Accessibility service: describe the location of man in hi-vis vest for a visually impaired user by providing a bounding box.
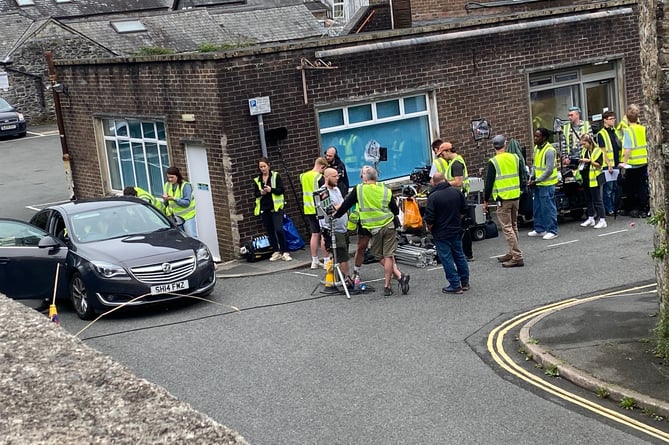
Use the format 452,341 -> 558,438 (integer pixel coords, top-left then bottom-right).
300,157 -> 328,269
618,104 -> 649,218
483,135 -> 524,268
334,167 -> 410,297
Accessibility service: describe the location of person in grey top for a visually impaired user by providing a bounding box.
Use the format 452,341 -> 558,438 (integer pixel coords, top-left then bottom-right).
320,168 -> 351,283
527,127 -> 559,240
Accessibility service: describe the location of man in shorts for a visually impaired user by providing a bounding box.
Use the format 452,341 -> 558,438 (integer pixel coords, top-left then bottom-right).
334,166 -> 409,296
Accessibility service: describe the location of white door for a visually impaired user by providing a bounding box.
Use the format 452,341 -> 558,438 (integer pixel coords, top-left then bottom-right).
185,144 -> 221,261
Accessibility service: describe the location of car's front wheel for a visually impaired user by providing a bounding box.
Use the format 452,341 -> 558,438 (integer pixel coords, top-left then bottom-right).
70,272 -> 95,320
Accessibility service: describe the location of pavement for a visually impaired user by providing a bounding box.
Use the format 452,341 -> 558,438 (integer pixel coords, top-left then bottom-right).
217,242 -> 669,420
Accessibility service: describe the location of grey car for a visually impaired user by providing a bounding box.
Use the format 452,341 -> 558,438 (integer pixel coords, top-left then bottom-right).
0,97 -> 27,138
0,197 -> 216,319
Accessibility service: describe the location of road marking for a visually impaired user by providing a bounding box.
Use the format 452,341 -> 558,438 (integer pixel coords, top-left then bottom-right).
294,271 -> 319,277
545,239 -> 578,247
598,229 -> 629,237
488,284 -> 669,442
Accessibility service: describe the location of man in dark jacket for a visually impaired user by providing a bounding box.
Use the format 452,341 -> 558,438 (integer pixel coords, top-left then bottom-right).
324,146 -> 350,197
423,172 -> 470,294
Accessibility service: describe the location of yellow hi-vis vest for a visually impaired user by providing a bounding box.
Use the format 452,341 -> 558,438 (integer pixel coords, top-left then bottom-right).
625,123 -> 648,166
581,146 -> 604,188
597,127 -> 618,166
616,117 -> 630,142
534,142 -> 558,186
134,186 -> 164,212
253,171 -> 285,216
446,154 -> 470,194
347,207 -> 359,231
163,181 -> 196,220
432,157 -> 448,175
357,183 -> 394,230
300,170 -> 322,215
563,120 -> 591,152
489,152 -> 520,200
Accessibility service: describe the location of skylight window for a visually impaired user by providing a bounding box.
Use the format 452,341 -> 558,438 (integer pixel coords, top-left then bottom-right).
16,0 -> 35,6
111,20 -> 147,34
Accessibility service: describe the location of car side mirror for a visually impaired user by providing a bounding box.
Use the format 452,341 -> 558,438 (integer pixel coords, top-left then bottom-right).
170,215 -> 185,227
38,235 -> 62,250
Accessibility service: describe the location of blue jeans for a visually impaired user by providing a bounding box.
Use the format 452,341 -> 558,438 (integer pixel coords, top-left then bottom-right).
181,217 -> 199,238
434,236 -> 469,288
603,179 -> 618,214
533,185 -> 558,235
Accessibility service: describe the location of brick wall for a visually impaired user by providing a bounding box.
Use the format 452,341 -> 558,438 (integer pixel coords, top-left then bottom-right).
410,0 -> 619,22
55,8 -> 642,261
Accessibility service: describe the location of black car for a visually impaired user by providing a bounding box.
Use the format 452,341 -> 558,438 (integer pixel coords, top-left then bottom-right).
0,197 -> 216,319
0,97 -> 27,138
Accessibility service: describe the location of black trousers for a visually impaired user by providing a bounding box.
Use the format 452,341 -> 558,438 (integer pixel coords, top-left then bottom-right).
622,166 -> 649,212
462,228 -> 473,259
260,210 -> 287,253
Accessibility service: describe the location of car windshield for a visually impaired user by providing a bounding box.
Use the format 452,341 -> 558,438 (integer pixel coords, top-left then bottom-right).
69,202 -> 171,243
0,220 -> 48,247
0,98 -> 13,112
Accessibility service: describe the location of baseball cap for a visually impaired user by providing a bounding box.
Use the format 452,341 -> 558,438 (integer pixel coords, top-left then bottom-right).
492,135 -> 506,149
568,106 -> 581,113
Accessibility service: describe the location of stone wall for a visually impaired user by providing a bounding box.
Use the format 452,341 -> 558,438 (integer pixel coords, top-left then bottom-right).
1,21 -> 113,124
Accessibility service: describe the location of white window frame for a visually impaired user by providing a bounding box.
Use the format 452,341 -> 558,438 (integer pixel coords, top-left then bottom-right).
98,118 -> 170,196
318,93 -> 435,186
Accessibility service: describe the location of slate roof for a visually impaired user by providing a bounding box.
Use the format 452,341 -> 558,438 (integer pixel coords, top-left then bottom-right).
179,0 -> 302,11
213,5 -> 325,44
0,0 -> 173,19
0,12 -> 34,57
64,9 -> 237,55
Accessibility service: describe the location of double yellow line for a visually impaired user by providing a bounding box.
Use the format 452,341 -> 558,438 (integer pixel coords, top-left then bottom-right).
487,284 -> 669,442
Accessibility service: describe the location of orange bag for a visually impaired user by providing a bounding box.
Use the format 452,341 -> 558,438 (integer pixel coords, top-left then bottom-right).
403,197 -> 423,230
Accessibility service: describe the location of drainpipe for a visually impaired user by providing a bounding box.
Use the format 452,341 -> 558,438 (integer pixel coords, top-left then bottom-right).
389,0 -> 395,30
45,51 -> 75,200
315,8 -> 632,58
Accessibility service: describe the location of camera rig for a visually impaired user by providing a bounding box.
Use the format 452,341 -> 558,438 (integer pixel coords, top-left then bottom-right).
312,186 -> 333,220
410,166 -> 432,186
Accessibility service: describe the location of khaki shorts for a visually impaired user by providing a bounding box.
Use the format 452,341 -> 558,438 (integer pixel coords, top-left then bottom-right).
324,230 -> 349,262
370,223 -> 397,260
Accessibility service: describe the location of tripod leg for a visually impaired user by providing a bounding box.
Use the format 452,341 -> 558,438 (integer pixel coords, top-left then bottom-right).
334,264 -> 351,299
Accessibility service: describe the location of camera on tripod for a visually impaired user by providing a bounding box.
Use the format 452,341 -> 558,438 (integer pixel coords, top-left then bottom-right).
312,186 -> 333,220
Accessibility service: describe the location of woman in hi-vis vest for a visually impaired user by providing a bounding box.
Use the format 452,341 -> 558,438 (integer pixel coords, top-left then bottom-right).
162,166 -> 198,238
253,158 -> 292,262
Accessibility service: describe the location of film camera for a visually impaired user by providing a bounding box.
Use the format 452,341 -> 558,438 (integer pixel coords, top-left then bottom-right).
410,166 -> 432,186
312,186 -> 334,220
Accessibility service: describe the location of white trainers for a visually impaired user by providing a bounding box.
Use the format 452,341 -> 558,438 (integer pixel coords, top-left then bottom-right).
311,260 -> 321,269
528,230 -> 546,237
580,218 -> 595,227
594,219 -> 607,229
269,251 -> 282,262
542,232 -> 558,240
281,252 -> 293,261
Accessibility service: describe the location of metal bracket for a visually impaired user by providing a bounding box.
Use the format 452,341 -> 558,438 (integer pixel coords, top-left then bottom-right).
296,57 -> 337,104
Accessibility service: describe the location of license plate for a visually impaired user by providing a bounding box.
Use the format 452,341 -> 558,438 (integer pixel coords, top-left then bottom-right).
151,280 -> 189,294
1,124 -> 16,131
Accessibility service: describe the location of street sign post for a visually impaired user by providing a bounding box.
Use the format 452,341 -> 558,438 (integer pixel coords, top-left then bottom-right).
249,96 -> 272,158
